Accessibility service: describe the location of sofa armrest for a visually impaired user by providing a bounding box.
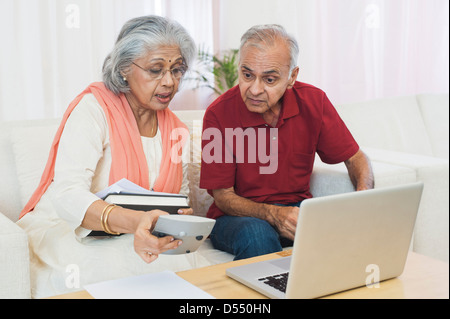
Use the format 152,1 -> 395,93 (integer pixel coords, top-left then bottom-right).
363,147 -> 449,262
0,213 -> 31,299
311,156 -> 417,198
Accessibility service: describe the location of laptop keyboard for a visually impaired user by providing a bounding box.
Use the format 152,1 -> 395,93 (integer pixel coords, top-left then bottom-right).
258,272 -> 289,293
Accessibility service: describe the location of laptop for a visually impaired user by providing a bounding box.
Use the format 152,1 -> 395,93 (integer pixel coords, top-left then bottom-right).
226,182 -> 424,299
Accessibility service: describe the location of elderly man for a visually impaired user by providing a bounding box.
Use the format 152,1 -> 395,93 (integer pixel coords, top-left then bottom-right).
200,24 -> 374,260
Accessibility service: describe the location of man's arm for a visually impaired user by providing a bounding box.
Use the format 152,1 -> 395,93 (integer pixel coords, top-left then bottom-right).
212,188 -> 299,241
344,149 -> 374,191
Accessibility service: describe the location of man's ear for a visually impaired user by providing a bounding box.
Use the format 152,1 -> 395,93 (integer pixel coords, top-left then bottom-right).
287,67 -> 299,89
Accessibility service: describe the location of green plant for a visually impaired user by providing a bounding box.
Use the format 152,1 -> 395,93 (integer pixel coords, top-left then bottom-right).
189,48 -> 239,96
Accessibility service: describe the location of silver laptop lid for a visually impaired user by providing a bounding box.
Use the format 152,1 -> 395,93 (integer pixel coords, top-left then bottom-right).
286,182 -> 423,298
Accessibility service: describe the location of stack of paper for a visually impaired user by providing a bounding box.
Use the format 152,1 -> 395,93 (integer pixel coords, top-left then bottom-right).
95,178 -> 183,199
84,270 -> 214,299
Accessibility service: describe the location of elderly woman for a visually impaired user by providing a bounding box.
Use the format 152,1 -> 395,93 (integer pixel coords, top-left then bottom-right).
17,16 -> 209,298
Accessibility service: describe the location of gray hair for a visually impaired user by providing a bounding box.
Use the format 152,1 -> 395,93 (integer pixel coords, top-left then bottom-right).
239,24 -> 299,71
103,15 -> 196,95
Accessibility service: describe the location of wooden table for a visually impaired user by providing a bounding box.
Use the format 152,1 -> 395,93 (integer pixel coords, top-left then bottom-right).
51,251 -> 448,299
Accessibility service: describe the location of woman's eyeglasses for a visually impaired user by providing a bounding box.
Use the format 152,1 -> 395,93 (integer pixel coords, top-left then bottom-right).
132,62 -> 187,81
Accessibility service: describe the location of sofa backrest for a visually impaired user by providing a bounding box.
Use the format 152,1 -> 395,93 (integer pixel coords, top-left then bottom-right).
0,123 -> 22,221
416,94 -> 449,159
173,110 -> 213,217
336,94 -> 449,159
0,118 -> 60,221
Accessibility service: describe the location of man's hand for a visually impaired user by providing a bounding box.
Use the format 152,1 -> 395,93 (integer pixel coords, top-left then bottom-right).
213,188 -> 300,240
266,205 -> 299,241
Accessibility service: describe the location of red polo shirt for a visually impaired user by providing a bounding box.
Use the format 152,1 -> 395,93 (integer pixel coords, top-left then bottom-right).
200,82 -> 359,219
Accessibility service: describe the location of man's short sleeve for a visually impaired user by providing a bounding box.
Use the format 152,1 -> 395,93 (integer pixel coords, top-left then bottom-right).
316,93 -> 359,164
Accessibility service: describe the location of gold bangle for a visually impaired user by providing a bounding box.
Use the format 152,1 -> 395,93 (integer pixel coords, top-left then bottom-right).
104,205 -> 120,235
101,204 -> 120,235
100,204 -> 114,232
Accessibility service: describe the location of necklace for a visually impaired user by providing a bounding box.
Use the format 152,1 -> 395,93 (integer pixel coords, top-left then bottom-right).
149,115 -> 158,137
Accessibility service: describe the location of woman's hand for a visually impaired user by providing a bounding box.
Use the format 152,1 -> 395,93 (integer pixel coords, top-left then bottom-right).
177,207 -> 193,215
133,210 -> 183,263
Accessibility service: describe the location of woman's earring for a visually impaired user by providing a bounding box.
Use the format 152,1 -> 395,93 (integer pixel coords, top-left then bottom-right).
123,76 -> 127,82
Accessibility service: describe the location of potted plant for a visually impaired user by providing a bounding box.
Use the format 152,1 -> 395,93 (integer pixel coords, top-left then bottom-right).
188,48 -> 239,96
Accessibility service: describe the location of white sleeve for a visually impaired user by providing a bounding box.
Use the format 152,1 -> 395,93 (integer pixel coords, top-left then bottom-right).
50,94 -> 108,233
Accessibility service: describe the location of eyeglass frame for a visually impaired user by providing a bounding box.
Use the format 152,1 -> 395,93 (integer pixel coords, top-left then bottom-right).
131,61 -> 187,81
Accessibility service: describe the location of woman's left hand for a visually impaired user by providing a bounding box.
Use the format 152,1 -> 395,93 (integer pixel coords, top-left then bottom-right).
177,208 -> 193,215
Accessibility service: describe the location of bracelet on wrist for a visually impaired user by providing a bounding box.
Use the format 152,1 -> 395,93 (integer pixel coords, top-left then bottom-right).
100,204 -> 120,235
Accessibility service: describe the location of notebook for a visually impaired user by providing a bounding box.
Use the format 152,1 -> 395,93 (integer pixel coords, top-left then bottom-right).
226,182 -> 424,299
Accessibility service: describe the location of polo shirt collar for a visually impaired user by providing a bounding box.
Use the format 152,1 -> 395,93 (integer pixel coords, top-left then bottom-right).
239,87 -> 299,128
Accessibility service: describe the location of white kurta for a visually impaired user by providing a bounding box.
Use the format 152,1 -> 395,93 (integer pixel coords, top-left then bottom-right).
17,94 -> 210,298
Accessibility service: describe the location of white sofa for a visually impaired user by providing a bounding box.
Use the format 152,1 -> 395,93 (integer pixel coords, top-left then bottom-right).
0,93 -> 448,298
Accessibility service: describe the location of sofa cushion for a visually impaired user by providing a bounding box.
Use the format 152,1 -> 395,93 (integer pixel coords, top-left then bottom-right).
11,123 -> 59,208
173,110 -> 213,217
416,94 -> 449,159
336,96 -> 434,157
0,125 -> 23,221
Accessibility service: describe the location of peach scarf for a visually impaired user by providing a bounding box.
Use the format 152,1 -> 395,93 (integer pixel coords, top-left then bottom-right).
19,82 -> 188,219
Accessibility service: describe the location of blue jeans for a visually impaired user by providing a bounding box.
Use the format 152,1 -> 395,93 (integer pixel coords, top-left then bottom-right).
209,202 -> 301,260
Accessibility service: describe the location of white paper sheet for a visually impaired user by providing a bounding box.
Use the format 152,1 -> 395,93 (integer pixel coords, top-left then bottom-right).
84,270 -> 215,299
95,178 -> 185,199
